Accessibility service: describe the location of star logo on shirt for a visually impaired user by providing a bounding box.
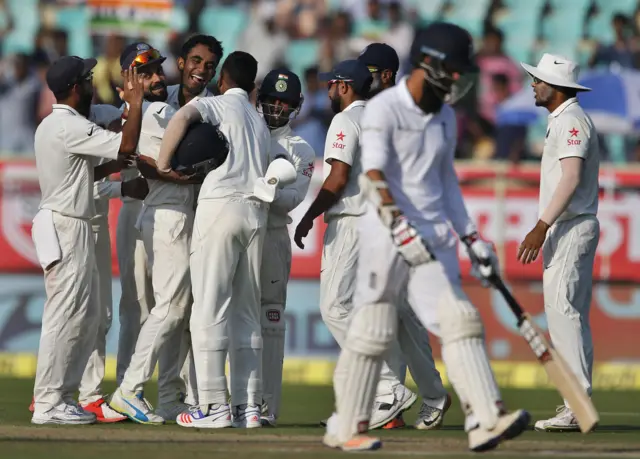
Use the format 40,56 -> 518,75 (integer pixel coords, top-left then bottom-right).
336,131 -> 346,141
569,127 -> 579,137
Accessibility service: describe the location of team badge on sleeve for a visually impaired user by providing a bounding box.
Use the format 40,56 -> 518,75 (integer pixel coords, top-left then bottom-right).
302,162 -> 314,178
567,127 -> 582,146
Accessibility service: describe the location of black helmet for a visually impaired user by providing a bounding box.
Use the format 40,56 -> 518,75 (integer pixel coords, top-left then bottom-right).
258,68 -> 304,129
171,122 -> 229,176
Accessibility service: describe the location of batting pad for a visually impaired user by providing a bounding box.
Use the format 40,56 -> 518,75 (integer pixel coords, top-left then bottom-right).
439,285 -> 501,430
261,304 -> 286,417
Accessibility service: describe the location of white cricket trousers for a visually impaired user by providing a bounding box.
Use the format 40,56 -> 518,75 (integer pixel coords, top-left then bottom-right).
260,225 -> 291,418
79,218 -> 113,404
116,200 -> 152,384
33,212 -> 100,412
121,206 -> 194,405
543,214 -> 599,401
190,198 -> 267,407
320,215 -> 446,403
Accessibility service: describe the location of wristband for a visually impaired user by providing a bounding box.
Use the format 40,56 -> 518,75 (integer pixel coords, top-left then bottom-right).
461,231 -> 479,247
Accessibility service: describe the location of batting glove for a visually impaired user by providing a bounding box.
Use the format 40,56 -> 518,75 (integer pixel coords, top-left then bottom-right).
462,232 -> 499,287
391,216 -> 435,267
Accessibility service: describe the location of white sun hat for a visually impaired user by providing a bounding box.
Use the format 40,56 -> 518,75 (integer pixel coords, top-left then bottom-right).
521,53 -> 591,91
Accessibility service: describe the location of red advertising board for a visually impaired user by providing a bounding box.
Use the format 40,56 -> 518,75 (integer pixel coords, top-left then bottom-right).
2,159 -> 640,282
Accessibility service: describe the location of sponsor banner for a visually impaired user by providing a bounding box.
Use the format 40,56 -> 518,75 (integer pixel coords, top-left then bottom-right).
0,275 -> 639,362
87,0 -> 173,35
2,160 -> 640,281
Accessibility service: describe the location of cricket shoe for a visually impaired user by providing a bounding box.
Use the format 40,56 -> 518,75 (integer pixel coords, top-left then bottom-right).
28,397 -> 34,413
534,405 -> 581,432
31,403 -> 97,425
382,414 -> 405,429
109,388 -> 164,425
81,398 -> 127,423
369,384 -> 417,430
323,414 -> 382,451
156,401 -> 191,422
177,404 -> 232,428
260,401 -> 276,427
232,404 -> 262,428
468,409 -> 530,452
415,393 -> 453,430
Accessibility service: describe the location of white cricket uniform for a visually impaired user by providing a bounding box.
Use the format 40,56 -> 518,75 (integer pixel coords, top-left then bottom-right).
320,100 -> 446,407
32,104 -> 122,413
120,102 -> 197,408
334,79 -> 504,441
166,83 -> 212,406
260,124 -> 315,418
79,104 -> 125,404
189,88 -> 271,407
540,97 -> 600,399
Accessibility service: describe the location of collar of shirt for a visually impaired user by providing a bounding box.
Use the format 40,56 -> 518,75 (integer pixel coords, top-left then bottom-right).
224,87 -> 249,99
271,123 -> 293,138
548,97 -> 578,119
52,103 -> 81,116
343,100 -> 366,112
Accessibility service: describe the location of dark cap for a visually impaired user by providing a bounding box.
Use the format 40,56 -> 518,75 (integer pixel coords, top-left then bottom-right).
46,56 -> 97,95
259,68 -> 303,107
410,22 -> 477,73
120,42 -> 166,70
171,122 -> 229,174
357,43 -> 400,73
319,59 -> 373,96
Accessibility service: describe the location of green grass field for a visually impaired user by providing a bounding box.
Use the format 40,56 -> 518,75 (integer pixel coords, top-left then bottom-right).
1,379 -> 640,459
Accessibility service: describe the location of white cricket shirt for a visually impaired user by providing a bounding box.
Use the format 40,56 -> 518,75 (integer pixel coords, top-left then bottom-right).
323,100 -> 366,220
192,88 -> 272,201
540,98 -> 600,222
166,84 -> 212,111
35,104 -> 122,219
268,124 -> 315,228
360,78 -> 477,238
138,101 -> 195,208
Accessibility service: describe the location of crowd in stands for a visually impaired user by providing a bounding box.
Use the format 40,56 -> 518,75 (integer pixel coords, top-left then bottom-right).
1,0 -> 640,162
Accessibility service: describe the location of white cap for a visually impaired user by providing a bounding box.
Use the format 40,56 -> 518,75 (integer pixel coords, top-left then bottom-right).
521,53 -> 591,91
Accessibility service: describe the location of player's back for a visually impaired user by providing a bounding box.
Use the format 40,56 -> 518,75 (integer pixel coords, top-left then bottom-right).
360,81 -> 457,232
194,88 -> 271,201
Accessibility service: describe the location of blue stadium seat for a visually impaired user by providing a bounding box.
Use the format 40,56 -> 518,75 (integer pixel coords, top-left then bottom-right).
1,0 -> 39,55
594,0 -> 638,16
496,14 -> 538,62
170,6 -> 189,33
443,0 -> 491,38
285,39 -> 320,78
198,6 -> 248,54
409,0 -> 445,22
541,11 -> 584,43
587,12 -> 616,43
54,7 -> 91,58
500,0 -> 546,10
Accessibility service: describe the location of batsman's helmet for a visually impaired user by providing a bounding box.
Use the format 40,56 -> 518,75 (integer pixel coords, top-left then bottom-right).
410,22 -> 478,104
258,68 -> 304,129
171,122 -> 229,175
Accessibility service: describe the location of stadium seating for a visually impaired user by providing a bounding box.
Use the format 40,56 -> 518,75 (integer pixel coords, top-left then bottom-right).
285,39 -> 321,79
54,7 -> 91,58
1,0 -> 39,56
198,6 -> 248,55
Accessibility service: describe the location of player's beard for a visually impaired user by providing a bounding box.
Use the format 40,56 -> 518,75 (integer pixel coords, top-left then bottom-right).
534,84 -> 554,107
78,88 -> 93,118
418,80 -> 444,114
367,74 -> 383,99
146,82 -> 168,102
330,94 -> 342,114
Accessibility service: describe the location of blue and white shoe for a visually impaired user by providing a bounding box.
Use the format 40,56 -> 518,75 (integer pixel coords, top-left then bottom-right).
31,403 -> 96,425
109,388 -> 164,425
177,404 -> 232,428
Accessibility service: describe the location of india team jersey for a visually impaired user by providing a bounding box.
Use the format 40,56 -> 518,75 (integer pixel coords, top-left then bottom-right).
166,84 -> 212,111
540,98 -> 599,222
323,100 -> 366,220
138,101 -> 195,209
360,78 -> 476,239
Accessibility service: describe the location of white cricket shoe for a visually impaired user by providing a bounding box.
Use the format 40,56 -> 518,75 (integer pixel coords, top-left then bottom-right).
232,404 -> 262,428
468,409 -> 530,452
369,385 -> 417,430
156,401 -> 191,422
323,414 -> 382,451
261,413 -> 277,427
415,394 -> 452,430
109,388 -> 164,425
534,405 -> 581,432
31,403 -> 97,425
177,404 -> 232,428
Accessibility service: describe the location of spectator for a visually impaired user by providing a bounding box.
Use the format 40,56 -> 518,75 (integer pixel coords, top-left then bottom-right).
476,26 -> 522,124
292,66 -> 331,157
0,54 -> 41,155
93,34 -> 125,105
590,13 -> 640,69
382,2 -> 414,67
236,0 -> 288,81
492,73 -> 527,162
318,11 -> 359,71
276,0 -> 326,39
353,0 -> 389,42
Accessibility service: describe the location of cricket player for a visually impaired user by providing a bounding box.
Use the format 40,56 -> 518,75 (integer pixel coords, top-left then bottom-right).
321,23 -> 530,452
256,68 -> 315,427
517,54 -> 599,432
165,33 -> 224,407
31,57 -> 144,424
156,51 -> 272,428
77,104 -> 148,423
357,42 -> 453,431
294,58 -> 449,432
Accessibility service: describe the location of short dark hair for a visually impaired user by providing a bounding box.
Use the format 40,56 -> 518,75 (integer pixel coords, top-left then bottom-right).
557,86 -> 579,99
221,51 -> 258,93
491,73 -> 509,87
180,34 -> 224,62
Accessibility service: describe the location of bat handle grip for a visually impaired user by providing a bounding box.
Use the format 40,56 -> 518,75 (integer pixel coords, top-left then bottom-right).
488,274 -> 525,319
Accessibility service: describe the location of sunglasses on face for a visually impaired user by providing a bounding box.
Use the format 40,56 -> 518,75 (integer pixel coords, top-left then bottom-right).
327,78 -> 353,89
532,76 -> 542,84
130,49 -> 162,68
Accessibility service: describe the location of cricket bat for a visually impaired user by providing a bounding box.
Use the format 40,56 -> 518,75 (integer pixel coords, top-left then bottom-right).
489,275 -> 599,433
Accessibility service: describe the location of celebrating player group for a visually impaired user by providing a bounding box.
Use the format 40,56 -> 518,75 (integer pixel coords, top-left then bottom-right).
30,19 -> 601,454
